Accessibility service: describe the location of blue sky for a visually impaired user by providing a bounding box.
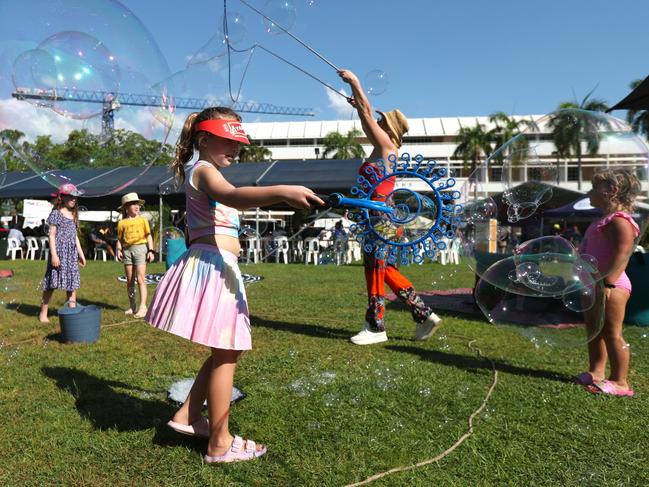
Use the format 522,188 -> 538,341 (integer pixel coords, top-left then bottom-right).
0,0 -> 647,135
120,0 -> 649,121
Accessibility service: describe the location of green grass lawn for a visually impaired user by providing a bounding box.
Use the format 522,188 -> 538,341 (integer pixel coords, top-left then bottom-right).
1,260 -> 648,486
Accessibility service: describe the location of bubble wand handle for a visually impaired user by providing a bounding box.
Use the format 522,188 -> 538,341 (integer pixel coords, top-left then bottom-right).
320,193 -> 394,214
237,0 -> 340,71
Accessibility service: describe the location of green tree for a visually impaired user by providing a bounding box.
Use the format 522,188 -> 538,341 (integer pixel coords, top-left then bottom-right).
626,79 -> 649,141
322,129 -> 365,159
547,94 -> 608,190
0,129 -> 28,171
452,124 -> 493,175
238,141 -> 272,163
488,112 -> 537,183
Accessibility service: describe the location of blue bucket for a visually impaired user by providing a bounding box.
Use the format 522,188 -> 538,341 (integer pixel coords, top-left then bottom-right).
57,302 -> 102,343
165,238 -> 187,270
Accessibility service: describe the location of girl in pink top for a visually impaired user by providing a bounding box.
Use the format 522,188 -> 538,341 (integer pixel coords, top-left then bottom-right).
145,106 -> 322,463
578,169 -> 641,397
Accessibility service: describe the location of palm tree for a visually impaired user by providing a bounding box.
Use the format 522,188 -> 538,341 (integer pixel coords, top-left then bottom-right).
626,79 -> 649,141
547,93 -> 608,190
322,129 -> 365,159
238,141 -> 272,163
452,124 -> 493,176
488,112 -> 537,184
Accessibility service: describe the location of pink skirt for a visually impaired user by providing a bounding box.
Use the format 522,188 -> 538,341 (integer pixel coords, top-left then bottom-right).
145,244 -> 251,350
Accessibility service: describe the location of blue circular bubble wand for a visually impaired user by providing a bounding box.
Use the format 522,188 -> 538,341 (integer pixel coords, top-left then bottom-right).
320,153 -> 464,266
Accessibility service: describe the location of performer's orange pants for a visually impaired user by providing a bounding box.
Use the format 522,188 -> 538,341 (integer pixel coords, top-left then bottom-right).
363,252 -> 432,332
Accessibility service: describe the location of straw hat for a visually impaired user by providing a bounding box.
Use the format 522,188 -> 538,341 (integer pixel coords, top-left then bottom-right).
118,192 -> 145,210
376,109 -> 409,147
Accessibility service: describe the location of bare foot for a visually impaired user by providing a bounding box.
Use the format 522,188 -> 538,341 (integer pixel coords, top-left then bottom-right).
38,315 -> 50,323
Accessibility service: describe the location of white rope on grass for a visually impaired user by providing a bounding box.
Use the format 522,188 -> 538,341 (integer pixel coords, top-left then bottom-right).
2,319 -> 140,347
344,339 -> 498,487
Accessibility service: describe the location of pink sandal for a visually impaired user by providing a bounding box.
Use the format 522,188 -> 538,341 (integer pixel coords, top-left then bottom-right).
167,417 -> 210,438
204,436 -> 267,463
586,380 -> 635,397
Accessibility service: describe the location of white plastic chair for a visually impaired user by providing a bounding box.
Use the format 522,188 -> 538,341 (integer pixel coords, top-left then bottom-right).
448,238 -> 460,265
333,237 -> 348,266
38,237 -> 49,260
304,237 -> 320,265
291,239 -> 304,263
93,246 -> 107,261
245,237 -> 261,264
25,237 -> 39,260
273,236 -> 290,264
438,238 -> 452,265
348,240 -> 362,263
6,237 -> 24,260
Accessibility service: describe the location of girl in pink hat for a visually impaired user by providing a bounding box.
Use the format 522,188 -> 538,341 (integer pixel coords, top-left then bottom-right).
145,107 -> 322,463
39,185 -> 86,323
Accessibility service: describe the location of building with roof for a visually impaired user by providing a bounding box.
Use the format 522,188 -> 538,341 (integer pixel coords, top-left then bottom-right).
242,115 -> 649,197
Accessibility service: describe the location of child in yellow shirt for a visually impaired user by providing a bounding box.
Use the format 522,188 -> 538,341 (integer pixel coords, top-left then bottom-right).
116,193 -> 155,317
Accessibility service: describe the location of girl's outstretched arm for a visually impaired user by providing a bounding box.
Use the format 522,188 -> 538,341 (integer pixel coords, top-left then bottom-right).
195,164 -> 323,210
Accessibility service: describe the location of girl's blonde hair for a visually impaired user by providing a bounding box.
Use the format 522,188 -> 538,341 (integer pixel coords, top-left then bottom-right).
171,106 -> 242,184
592,169 -> 641,212
51,195 -> 79,227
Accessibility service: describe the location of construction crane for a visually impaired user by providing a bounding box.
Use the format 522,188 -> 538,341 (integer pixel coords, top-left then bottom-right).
12,87 -> 315,139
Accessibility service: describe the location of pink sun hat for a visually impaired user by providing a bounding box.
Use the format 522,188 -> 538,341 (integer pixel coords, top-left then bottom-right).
51,182 -> 84,198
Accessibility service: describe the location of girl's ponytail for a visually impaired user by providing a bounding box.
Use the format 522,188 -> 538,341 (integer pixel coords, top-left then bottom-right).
170,107 -> 243,184
171,112 -> 200,184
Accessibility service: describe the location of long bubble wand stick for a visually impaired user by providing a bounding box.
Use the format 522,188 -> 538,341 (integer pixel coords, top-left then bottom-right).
237,0 -> 340,71
223,1 -> 347,99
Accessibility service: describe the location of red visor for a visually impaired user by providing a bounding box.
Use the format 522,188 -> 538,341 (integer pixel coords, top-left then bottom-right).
195,119 -> 250,145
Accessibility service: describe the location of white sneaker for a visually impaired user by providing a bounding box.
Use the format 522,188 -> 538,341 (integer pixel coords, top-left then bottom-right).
414,312 -> 442,341
350,325 -> 388,345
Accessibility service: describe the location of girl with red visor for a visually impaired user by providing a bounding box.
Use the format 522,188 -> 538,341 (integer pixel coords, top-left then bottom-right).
145,107 -> 322,463
339,69 -> 442,346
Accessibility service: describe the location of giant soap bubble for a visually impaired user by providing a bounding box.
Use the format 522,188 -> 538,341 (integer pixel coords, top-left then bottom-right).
187,10 -> 247,66
365,70 -> 388,96
0,0 -> 175,197
263,0 -> 297,34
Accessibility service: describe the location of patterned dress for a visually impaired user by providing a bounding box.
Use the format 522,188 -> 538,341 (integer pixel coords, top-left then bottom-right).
41,210 -> 81,292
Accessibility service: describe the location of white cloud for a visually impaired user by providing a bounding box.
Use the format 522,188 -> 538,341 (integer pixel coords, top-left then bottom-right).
0,98 -> 83,143
0,97 -> 176,144
326,87 -> 354,119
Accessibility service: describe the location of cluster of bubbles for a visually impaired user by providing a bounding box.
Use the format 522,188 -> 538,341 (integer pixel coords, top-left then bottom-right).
174,0 -> 388,128
0,0 -> 175,196
454,109 -> 649,347
0,0 -> 388,197
473,236 -> 605,347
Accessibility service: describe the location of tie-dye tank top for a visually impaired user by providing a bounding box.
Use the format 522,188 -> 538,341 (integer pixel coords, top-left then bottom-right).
185,160 -> 240,241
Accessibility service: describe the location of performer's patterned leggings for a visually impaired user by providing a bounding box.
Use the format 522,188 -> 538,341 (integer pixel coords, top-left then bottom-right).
363,252 -> 433,332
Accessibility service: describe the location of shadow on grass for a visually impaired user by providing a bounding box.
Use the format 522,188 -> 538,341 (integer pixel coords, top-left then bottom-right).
251,315 -> 351,340
386,345 -> 572,383
41,366 -> 207,452
42,366 -> 175,431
